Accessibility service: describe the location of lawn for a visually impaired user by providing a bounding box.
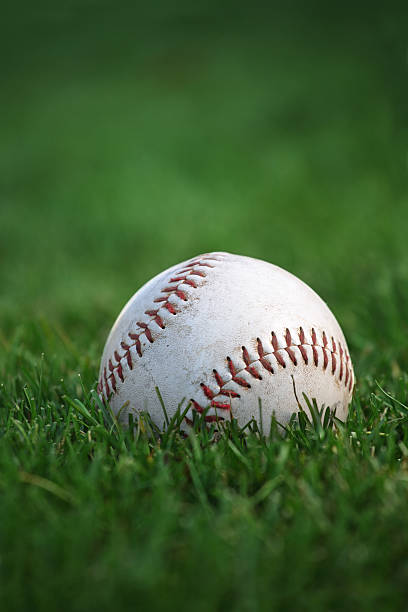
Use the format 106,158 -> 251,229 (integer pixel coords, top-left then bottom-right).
1,2 -> 408,610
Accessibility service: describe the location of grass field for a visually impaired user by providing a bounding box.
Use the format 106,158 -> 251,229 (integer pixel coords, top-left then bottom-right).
1,2 -> 408,610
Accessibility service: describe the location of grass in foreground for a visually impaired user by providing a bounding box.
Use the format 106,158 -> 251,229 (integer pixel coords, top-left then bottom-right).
1,323 -> 408,611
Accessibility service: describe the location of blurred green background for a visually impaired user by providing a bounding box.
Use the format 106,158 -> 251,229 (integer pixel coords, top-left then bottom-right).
1,0 -> 407,370
2,3 -> 408,610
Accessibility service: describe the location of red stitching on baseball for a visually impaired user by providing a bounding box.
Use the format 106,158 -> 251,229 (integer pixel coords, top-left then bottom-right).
219,389 -> 240,398
275,351 -> 286,368
164,302 -> 177,315
323,348 -> 329,371
285,347 -> 297,366
331,353 -> 336,375
125,351 -> 133,369
200,383 -> 214,400
211,401 -> 231,410
99,255 -> 224,398
242,346 -> 251,366
299,345 -> 308,365
190,330 -> 354,420
345,365 -> 349,387
257,338 -> 274,373
190,399 -> 226,422
109,372 -> 117,392
212,369 -> 224,387
128,333 -> 142,357
136,322 -> 153,342
227,356 -> 251,388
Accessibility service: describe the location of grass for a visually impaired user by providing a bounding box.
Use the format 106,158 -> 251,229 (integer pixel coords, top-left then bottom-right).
1,2 -> 408,610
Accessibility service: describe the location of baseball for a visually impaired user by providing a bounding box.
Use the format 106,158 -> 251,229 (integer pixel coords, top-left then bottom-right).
98,252 -> 354,432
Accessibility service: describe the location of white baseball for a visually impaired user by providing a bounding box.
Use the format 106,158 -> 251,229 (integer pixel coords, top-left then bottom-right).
98,252 -> 354,432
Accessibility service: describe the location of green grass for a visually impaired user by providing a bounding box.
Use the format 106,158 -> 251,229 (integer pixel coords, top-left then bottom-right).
1,2 -> 408,610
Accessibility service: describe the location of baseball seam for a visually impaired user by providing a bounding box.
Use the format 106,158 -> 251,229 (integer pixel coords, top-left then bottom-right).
98,254 -> 225,399
187,327 -> 353,424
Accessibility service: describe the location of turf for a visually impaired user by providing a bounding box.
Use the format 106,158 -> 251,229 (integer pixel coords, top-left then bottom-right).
1,2 -> 408,610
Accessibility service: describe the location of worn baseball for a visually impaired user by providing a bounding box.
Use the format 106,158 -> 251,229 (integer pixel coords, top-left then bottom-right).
98,252 -> 354,432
